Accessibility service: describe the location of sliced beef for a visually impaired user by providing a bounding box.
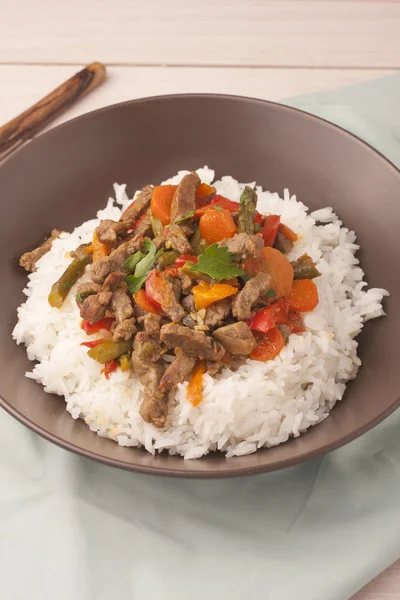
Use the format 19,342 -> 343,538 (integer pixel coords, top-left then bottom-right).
166,224 -> 192,254
75,281 -> 101,298
160,323 -> 225,361
90,235 -> 144,284
274,230 -> 294,254
170,172 -> 200,226
159,350 -> 196,392
181,293 -> 195,313
206,361 -> 223,376
19,229 -> 62,272
134,213 -> 153,237
80,294 -> 107,324
204,298 -> 232,329
179,272 -> 194,295
113,318 -> 137,342
232,272 -> 272,321
277,323 -> 291,343
120,185 -> 153,224
143,313 -> 162,335
131,332 -> 163,367
153,235 -> 167,251
131,332 -> 168,428
219,233 -> 263,259
110,288 -> 134,323
95,219 -> 128,248
139,365 -> 169,428
159,278 -> 186,323
98,271 -> 125,306
213,322 -> 256,355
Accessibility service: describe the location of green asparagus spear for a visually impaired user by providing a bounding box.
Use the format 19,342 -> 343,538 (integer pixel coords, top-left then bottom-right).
87,339 -> 132,364
48,254 -> 91,308
238,186 -> 257,235
157,250 -> 179,269
291,254 -> 321,280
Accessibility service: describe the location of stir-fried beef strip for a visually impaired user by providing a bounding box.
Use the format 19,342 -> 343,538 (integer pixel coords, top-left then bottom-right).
91,235 -> 144,284
76,281 -> 101,298
213,322 -> 256,355
80,294 -> 108,324
96,219 -> 128,248
19,229 -> 62,272
232,272 -> 272,321
143,313 -> 162,335
274,230 -> 294,254
166,223 -> 192,254
160,323 -> 225,361
160,350 -> 196,393
131,332 -> 168,428
219,232 -> 263,259
134,213 -> 153,237
277,323 -> 292,343
203,298 -> 232,329
170,172 -> 200,232
120,185 -> 153,224
29,177 -> 321,430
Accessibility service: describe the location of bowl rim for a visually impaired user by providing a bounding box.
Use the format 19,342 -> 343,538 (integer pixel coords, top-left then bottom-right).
1,92 -> 400,477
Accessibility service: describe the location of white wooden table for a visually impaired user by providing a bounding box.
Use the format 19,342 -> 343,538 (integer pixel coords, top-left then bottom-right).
1,1 -> 399,597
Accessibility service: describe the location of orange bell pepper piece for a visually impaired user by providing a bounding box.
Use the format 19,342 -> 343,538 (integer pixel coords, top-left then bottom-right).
192,281 -> 238,310
187,360 -> 207,406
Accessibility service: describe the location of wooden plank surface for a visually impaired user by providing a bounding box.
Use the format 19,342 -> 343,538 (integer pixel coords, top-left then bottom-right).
1,0 -> 400,68
1,1 -> 399,598
0,65 -> 393,125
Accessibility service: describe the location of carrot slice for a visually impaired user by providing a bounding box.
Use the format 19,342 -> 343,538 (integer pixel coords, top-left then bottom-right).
195,183 -> 215,207
187,360 -> 207,406
288,279 -> 319,312
150,185 -> 177,226
250,327 -> 285,361
92,232 -> 109,261
199,208 -> 237,244
244,246 -> 294,298
279,223 -> 298,242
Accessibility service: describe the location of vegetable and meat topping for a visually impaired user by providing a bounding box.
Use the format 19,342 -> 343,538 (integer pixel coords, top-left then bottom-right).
21,173 -> 321,429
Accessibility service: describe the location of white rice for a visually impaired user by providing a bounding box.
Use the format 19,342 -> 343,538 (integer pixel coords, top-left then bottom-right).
12,167 -> 389,459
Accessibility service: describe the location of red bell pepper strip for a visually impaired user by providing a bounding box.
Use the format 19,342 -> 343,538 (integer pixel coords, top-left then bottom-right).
247,299 -> 289,333
260,215 -> 281,246
81,317 -> 114,335
286,309 -> 306,334
80,339 -> 105,348
175,254 -> 199,268
101,359 -> 119,380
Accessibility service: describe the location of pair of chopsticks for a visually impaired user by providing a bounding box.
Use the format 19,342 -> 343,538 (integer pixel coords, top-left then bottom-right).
0,62 -> 107,164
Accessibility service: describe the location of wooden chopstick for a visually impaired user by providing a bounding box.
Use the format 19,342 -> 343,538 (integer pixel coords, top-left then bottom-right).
0,62 -> 107,156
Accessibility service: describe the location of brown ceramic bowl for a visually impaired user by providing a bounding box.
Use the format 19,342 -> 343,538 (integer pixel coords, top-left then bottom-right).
0,94 -> 399,477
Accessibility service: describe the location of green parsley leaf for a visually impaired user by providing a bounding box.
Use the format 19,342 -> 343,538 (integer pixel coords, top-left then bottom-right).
143,238 -> 152,252
125,274 -> 148,294
75,293 -> 83,304
254,222 -> 261,232
190,243 -> 245,281
166,210 -> 195,228
124,241 -> 163,294
265,288 -> 277,298
123,251 -> 145,273
213,205 -> 223,211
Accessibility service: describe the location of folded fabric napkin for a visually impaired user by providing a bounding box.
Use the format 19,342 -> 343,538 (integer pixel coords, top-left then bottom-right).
1,73 -> 400,600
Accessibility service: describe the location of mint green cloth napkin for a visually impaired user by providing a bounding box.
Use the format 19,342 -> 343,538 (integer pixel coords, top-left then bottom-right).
1,74 -> 400,600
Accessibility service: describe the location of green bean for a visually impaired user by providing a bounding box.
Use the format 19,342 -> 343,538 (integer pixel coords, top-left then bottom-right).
157,250 -> 179,269
189,226 -> 203,255
291,254 -> 321,280
87,339 -> 132,364
150,215 -> 164,238
48,254 -> 91,308
238,186 -> 257,234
